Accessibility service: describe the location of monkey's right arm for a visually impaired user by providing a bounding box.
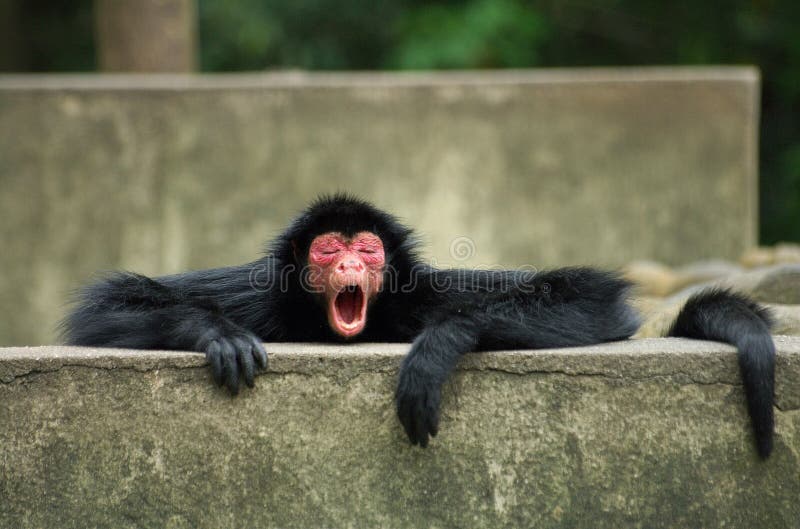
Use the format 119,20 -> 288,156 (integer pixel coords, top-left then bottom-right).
62,269 -> 268,394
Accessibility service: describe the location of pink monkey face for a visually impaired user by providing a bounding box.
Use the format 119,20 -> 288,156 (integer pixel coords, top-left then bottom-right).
306,231 -> 386,338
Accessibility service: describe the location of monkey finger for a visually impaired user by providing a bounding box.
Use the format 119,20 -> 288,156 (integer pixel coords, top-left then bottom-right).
397,399 -> 419,445
241,352 -> 256,389
426,390 -> 440,437
414,401 -> 430,448
427,411 -> 439,438
205,341 -> 224,386
249,336 -> 268,368
233,337 -> 256,388
220,339 -> 240,395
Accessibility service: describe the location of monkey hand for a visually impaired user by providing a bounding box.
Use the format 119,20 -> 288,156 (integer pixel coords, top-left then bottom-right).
395,358 -> 442,448
196,325 -> 268,395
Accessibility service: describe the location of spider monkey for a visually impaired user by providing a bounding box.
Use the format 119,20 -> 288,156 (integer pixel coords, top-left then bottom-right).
63,194 -> 776,458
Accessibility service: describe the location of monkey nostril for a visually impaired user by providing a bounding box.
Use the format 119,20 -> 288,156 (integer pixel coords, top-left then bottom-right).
337,259 -> 364,273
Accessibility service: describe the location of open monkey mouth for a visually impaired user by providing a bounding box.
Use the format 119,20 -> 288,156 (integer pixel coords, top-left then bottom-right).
330,284 -> 367,338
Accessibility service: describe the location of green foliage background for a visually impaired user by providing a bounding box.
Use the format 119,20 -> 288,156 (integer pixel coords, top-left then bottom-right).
7,0 -> 800,243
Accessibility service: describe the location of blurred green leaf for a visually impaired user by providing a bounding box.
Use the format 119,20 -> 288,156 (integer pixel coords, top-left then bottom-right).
391,0 -> 547,69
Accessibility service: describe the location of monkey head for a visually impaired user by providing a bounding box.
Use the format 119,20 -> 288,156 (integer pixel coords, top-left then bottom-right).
278,194 -> 415,340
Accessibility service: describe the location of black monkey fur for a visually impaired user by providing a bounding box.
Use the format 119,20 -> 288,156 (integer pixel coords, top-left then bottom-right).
63,194 -> 776,458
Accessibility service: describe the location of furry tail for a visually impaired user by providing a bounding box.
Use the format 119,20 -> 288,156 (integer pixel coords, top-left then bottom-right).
668,289 -> 775,458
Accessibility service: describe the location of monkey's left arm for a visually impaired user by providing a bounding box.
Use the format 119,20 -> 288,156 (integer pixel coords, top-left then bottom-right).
395,267 -> 640,446
395,315 -> 479,447
397,267 -> 776,458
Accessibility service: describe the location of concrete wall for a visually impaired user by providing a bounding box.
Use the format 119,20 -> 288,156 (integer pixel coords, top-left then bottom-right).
0,68 -> 759,345
1,337 -> 798,528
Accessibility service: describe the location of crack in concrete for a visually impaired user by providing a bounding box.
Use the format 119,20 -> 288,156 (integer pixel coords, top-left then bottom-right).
0,361 -> 400,384
474,365 -> 742,387
0,362 -> 207,384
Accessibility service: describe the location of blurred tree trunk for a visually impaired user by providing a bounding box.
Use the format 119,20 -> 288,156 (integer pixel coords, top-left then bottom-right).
94,0 -> 197,72
0,0 -> 25,71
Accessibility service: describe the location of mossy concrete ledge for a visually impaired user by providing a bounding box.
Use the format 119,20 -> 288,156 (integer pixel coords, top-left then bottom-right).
2,337 -> 799,528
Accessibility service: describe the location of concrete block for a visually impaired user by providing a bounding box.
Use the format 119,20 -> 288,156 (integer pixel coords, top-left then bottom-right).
1,337 -> 798,528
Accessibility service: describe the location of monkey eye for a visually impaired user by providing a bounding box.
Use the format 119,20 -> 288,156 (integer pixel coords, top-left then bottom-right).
322,249 -> 339,255
359,249 -> 376,254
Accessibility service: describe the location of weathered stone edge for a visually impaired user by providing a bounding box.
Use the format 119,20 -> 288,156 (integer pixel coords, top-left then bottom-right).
0,66 -> 759,91
2,337 -> 799,409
